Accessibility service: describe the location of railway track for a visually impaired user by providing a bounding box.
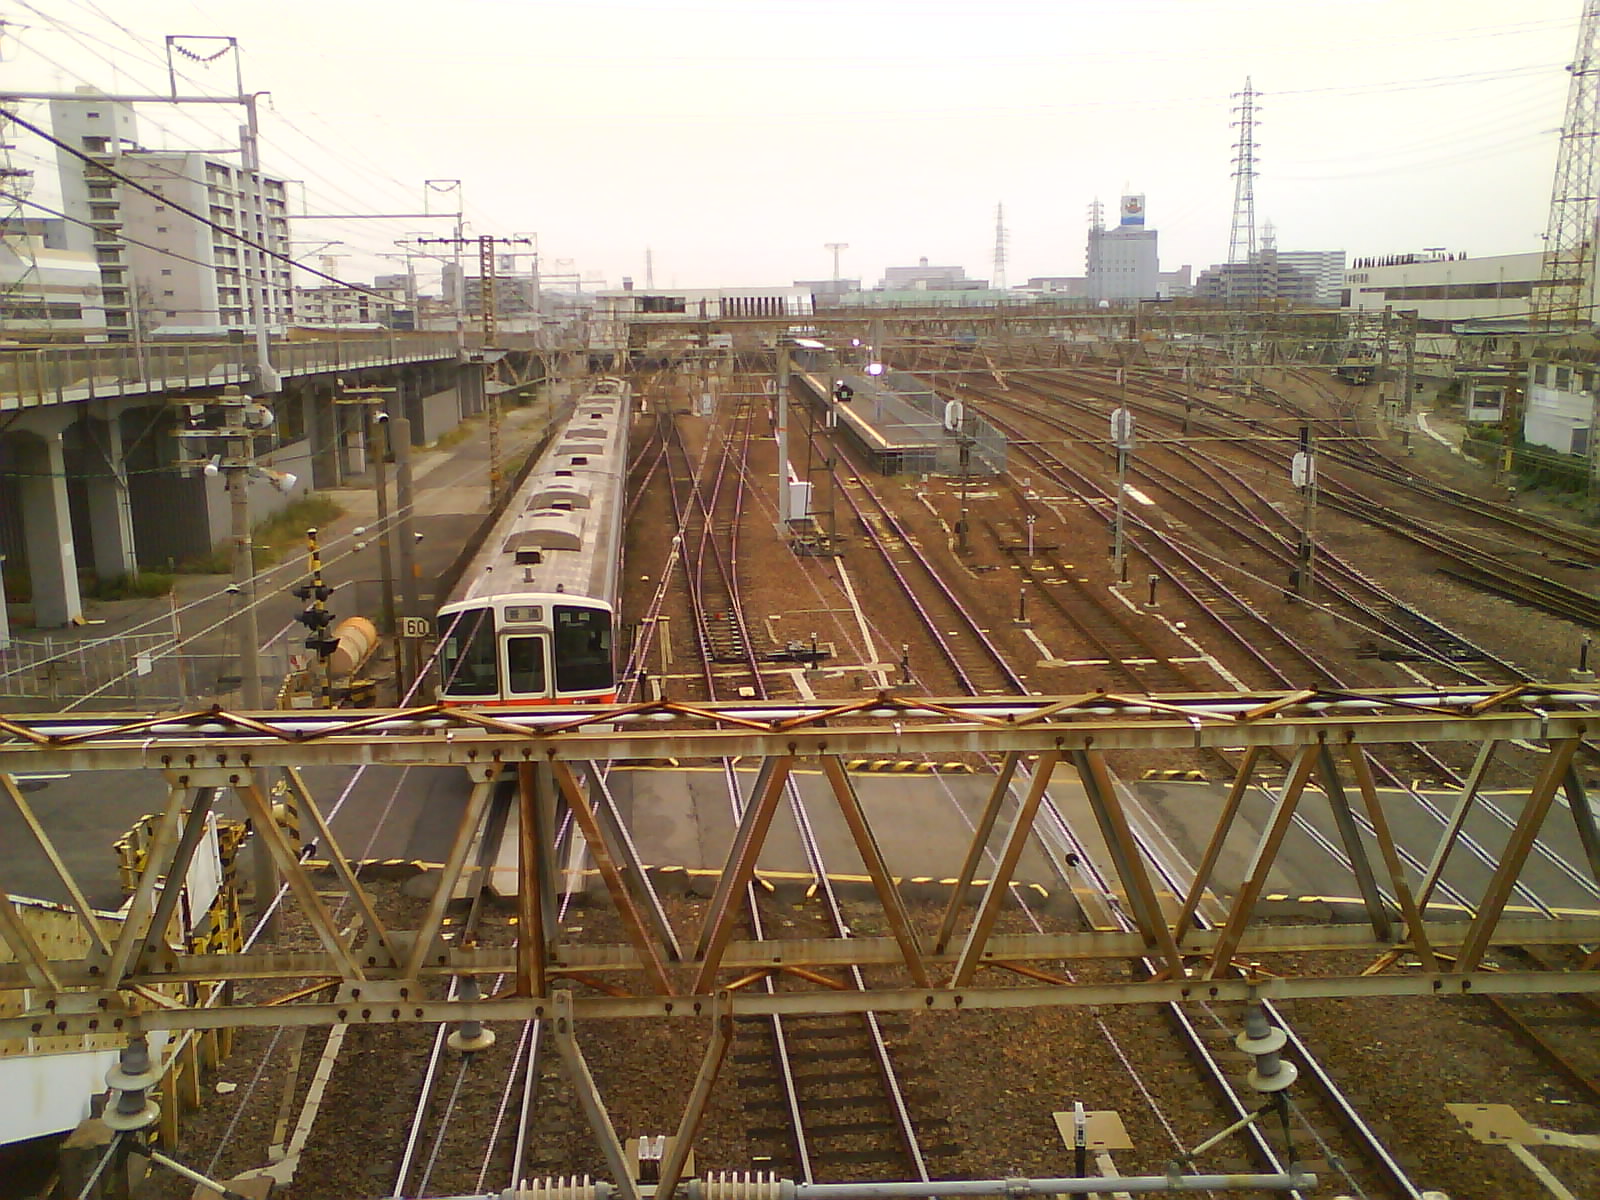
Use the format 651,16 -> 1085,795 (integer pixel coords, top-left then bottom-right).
828,470 -> 1025,695
795,392 -> 1417,1193
949,370 -> 1600,916
658,382 -> 937,1183
1046,362 -> 1600,629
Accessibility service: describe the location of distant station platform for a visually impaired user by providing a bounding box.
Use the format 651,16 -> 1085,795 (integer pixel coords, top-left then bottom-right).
792,363 -> 1005,476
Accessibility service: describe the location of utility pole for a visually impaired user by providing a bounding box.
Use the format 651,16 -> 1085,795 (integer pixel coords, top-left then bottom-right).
174,385 -> 279,708
1379,307 -> 1392,421
177,384 -> 281,939
1401,312 -> 1416,418
335,384 -> 399,640
775,342 -> 791,523
1110,376 -> 1135,585
411,232 -> 534,503
956,437 -> 972,554
424,179 -> 465,349
992,202 -> 1008,291
391,414 -> 422,699
1227,78 -> 1260,267
1535,1 -> 1600,332
1292,423 -> 1318,599
481,235 -> 501,501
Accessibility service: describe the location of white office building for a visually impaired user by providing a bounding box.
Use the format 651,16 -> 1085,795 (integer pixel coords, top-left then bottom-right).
1086,194 -> 1160,302
0,234 -> 107,340
49,88 -> 292,339
1276,249 -> 1346,307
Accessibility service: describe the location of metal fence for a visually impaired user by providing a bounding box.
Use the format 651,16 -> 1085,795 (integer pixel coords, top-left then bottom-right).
0,333 -> 460,412
0,632 -> 289,709
879,369 -> 1008,475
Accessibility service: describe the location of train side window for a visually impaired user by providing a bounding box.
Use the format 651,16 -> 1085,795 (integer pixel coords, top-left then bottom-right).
505,635 -> 547,695
553,605 -> 612,693
438,608 -> 498,697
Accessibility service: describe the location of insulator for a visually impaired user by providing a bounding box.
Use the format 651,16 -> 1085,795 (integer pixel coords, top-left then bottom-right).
1236,1004 -> 1298,1094
508,1174 -> 607,1200
694,1170 -> 786,1200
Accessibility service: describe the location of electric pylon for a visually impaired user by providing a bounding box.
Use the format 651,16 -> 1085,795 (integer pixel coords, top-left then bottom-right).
1227,78 -> 1261,265
1536,1 -> 1600,330
992,202 -> 1008,291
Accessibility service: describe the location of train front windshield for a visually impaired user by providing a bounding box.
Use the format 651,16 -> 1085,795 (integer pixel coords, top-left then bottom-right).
438,608 -> 498,697
553,605 -> 613,693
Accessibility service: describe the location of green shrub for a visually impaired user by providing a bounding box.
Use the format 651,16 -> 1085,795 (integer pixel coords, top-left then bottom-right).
175,546 -> 232,575
84,571 -> 175,600
173,495 -> 344,574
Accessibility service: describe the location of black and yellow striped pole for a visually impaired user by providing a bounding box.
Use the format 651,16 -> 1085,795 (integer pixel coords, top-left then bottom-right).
293,527 -> 337,709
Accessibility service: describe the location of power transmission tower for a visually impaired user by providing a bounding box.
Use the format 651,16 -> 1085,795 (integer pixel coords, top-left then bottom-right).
992,202 -> 1008,291
1536,1 -> 1600,331
824,242 -> 848,282
1228,78 -> 1261,265
1086,200 -> 1106,303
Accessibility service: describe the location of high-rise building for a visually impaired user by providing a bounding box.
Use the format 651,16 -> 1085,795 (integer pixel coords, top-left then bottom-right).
1276,249 -> 1346,307
1086,194 -> 1159,301
1193,245 -> 1317,305
49,89 -> 292,339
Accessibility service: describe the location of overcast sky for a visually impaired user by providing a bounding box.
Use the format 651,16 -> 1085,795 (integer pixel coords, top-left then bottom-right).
0,0 -> 1583,291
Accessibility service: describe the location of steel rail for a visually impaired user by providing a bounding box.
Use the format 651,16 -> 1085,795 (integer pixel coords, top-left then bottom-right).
1116,774 -> 1425,1199
995,371 -> 1527,686
968,377 -> 1596,908
1088,366 -> 1600,624
804,411 -> 1229,1178
1007,761 -> 1299,1189
1048,359 -> 1600,569
660,377 -> 833,1180
390,782 -> 516,1197
718,379 -> 928,1180
1038,387 -> 1600,905
805,430 -> 1025,696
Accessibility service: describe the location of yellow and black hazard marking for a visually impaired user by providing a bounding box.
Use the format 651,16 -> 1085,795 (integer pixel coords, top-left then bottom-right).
1141,768 -> 1208,782
270,778 -> 302,849
845,759 -> 976,774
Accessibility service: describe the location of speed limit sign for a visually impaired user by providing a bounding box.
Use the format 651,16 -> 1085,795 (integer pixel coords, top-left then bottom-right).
399,616 -> 432,639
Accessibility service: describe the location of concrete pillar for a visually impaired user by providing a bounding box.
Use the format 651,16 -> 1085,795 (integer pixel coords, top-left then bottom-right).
85,411 -> 138,580
306,385 -> 341,489
17,428 -> 83,627
460,362 -> 483,417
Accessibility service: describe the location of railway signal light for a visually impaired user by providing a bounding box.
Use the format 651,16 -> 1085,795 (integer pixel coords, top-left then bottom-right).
834,382 -> 854,403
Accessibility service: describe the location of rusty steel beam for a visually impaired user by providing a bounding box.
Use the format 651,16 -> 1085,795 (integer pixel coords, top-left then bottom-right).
9,969 -> 1600,1041
0,687 -> 1596,770
952,752 -> 1060,987
1343,743 -> 1438,971
1205,744 -> 1320,978
1457,738 -> 1584,972
820,755 -> 929,986
935,751 -> 1020,955
1173,745 -> 1260,942
551,760 -> 672,995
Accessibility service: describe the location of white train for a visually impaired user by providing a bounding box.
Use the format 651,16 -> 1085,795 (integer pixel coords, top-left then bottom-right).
435,377 -> 631,704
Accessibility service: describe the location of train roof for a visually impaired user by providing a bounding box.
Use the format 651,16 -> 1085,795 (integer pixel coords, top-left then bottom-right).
443,378 -> 631,611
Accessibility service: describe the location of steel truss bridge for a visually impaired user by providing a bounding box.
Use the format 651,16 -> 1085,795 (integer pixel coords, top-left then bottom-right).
0,684 -> 1596,1040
